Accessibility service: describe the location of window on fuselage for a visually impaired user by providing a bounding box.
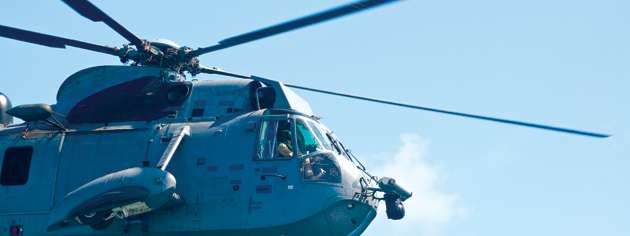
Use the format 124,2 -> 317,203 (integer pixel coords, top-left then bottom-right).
1,146 -> 33,186
256,119 -> 294,160
306,120 -> 334,151
294,119 -> 342,183
295,119 -> 323,155
301,153 -> 341,183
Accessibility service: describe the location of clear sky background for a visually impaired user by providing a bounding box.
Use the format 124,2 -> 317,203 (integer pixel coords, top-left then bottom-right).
1,1 -> 628,235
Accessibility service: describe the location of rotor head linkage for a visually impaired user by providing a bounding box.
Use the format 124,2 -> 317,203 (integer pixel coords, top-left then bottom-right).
1,0 -> 401,75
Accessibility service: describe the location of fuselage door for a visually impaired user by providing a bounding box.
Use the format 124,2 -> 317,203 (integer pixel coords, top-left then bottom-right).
0,131 -> 63,213
246,115 -> 299,229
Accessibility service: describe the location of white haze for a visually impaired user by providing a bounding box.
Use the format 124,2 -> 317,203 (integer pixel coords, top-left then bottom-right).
363,134 -> 467,236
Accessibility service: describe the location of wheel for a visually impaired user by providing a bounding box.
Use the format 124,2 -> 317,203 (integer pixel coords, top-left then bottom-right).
78,210 -> 114,230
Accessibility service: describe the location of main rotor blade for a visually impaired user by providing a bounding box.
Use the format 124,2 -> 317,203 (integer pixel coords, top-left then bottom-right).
0,24 -> 119,56
61,0 -> 144,49
191,0 -> 400,57
285,84 -> 610,138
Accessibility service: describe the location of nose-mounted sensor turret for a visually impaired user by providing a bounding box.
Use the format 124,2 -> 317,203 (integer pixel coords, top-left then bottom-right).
378,177 -> 412,220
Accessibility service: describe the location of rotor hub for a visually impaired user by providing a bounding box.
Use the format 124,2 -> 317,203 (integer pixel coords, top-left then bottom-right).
117,40 -> 202,75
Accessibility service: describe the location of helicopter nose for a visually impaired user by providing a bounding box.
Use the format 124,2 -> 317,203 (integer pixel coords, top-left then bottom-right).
324,200 -> 377,235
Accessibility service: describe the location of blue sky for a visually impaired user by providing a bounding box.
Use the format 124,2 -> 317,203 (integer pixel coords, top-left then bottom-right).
1,1 -> 628,235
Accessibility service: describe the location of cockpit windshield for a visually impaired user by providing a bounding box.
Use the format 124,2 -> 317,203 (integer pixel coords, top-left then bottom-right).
255,116 -> 343,183
307,120 -> 333,151
295,119 -> 321,155
296,118 -> 338,154
255,116 -> 351,181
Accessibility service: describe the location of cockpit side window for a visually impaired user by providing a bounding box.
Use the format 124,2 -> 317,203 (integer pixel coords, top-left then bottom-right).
294,119 -> 342,183
256,119 -> 293,160
301,153 -> 341,183
256,120 -> 276,160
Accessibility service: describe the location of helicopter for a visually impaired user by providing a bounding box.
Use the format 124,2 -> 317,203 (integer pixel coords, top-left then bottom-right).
0,0 -> 609,236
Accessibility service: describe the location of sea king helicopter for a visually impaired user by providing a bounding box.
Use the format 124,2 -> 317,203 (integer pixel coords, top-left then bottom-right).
0,0 -> 609,236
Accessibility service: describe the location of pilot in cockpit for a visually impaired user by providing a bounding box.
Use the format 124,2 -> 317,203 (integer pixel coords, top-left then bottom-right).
277,130 -> 293,158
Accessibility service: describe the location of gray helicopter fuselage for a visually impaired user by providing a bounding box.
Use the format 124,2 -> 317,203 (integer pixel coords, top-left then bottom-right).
0,0 -> 609,233
0,66 -> 380,236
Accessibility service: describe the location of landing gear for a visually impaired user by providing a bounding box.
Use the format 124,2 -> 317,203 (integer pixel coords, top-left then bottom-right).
78,210 -> 114,230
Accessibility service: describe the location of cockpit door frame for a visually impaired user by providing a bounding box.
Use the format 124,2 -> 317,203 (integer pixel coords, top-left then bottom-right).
247,114 -> 299,228
254,114 -> 298,161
